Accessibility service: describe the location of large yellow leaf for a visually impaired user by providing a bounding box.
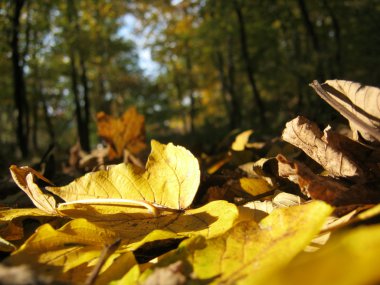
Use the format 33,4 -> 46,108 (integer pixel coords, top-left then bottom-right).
263,224 -> 380,285
140,201 -> 332,284
59,200 -> 239,249
47,140 -> 200,212
5,219 -> 130,284
0,208 -> 58,241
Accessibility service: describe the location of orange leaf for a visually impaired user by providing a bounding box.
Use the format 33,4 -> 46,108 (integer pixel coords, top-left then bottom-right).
96,107 -> 146,160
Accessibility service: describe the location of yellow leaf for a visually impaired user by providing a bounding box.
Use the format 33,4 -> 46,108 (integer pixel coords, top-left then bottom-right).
5,219 -> 121,283
0,208 -> 58,241
97,107 -> 146,159
95,251 -> 137,285
231,130 -> 253,151
141,201 -> 332,284
264,224 -> 380,285
61,200 -> 239,249
48,140 -> 200,212
9,166 -> 58,215
239,177 -> 273,197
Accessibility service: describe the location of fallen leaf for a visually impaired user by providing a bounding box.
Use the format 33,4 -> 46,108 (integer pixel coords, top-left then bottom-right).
231,130 -> 253,151
310,80 -> 380,142
276,154 -> 380,206
0,208 -> 57,241
140,201 -> 332,284
142,260 -> 187,285
97,107 -> 147,160
239,177 -> 273,197
5,219 -> 128,284
59,200 -> 239,249
263,224 -> 380,285
9,166 -> 58,215
48,140 -> 200,212
282,116 -> 364,180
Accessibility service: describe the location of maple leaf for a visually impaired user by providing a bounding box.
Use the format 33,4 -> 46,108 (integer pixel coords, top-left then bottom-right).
97,106 -> 147,160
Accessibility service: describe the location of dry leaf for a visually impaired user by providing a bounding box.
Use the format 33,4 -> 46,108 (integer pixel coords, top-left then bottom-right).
97,107 -> 147,160
310,80 -> 380,142
277,154 -> 380,206
282,116 -> 363,180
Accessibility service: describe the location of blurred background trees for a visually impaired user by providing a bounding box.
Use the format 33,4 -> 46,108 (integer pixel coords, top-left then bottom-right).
0,0 -> 379,160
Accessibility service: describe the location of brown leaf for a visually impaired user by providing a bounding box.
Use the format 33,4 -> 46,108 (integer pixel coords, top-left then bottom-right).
282,116 -> 364,180
97,107 -> 147,160
142,261 -> 187,285
276,154 -> 380,206
310,80 -> 380,143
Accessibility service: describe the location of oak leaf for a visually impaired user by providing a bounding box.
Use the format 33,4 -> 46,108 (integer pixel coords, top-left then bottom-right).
97,107 -> 147,160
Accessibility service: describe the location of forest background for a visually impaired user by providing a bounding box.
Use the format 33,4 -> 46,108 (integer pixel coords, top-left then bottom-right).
1,0 -> 379,167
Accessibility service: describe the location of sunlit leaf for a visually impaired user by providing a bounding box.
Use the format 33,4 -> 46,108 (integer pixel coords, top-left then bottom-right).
231,130 -> 253,151
48,140 -> 200,212
264,224 -> 380,285
310,80 -> 380,142
0,208 -> 57,241
66,200 -> 239,249
5,219 -> 122,283
141,201 -> 332,284
9,166 -> 58,215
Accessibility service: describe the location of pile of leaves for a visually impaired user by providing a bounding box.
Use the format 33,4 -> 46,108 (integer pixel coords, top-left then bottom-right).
1,80 -> 380,285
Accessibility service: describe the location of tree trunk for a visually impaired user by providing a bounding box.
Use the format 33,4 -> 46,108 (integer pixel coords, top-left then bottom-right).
232,0 -> 265,125
322,0 -> 343,77
79,57 -> 90,152
11,0 -> 29,158
67,0 -> 90,152
297,0 -> 324,80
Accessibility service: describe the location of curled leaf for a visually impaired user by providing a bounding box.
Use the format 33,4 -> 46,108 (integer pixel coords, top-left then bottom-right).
9,166 -> 58,215
282,116 -> 363,180
310,80 -> 380,142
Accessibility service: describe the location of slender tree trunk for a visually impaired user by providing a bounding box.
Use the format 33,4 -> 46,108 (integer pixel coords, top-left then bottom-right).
184,48 -> 196,135
226,37 -> 241,128
232,0 -> 265,125
11,0 -> 29,158
214,51 -> 233,128
67,0 -> 90,151
170,58 -> 188,133
79,57 -> 90,152
322,0 -> 342,77
297,0 -> 324,80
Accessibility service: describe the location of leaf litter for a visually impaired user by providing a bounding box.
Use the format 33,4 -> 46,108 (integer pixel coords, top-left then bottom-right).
1,79 -> 380,284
